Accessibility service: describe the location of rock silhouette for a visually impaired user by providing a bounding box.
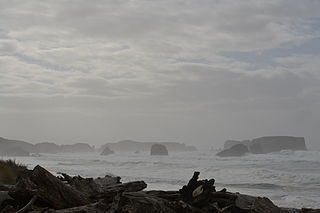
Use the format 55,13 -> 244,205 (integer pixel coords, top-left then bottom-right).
101,146 -> 115,155
217,144 -> 249,157
150,144 -> 168,155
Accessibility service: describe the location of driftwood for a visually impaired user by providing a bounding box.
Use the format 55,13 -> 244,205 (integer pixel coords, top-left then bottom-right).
57,173 -> 103,196
118,191 -> 177,213
103,181 -> 147,193
9,165 -> 91,210
16,195 -> 37,213
2,167 -> 319,213
94,175 -> 121,188
180,171 -> 216,206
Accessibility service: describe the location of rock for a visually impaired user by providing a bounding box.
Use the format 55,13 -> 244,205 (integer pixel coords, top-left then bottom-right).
217,144 -> 249,157
250,136 -> 307,154
223,136 -> 307,155
224,140 -> 250,150
150,144 -> 168,156
100,140 -> 196,152
35,142 -> 60,154
100,147 -> 114,155
60,143 -> 94,153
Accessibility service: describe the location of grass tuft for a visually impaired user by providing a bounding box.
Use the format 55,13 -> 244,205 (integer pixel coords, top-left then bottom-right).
0,159 -> 27,184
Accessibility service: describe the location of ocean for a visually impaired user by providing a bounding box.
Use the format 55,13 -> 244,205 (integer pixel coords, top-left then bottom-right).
2,150 -> 320,209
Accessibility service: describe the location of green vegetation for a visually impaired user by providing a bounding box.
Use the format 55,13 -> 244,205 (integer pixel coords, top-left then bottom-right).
0,159 -> 27,184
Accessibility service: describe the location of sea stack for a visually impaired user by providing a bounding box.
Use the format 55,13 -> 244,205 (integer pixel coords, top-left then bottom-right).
249,136 -> 307,154
101,146 -> 115,155
219,136 -> 307,157
216,144 -> 249,157
150,144 -> 168,156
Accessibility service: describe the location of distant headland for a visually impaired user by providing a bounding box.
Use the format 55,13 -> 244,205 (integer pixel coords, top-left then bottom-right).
0,137 -> 196,156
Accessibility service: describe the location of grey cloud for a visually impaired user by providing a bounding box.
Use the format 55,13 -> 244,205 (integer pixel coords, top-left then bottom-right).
0,40 -> 18,54
0,0 -> 320,148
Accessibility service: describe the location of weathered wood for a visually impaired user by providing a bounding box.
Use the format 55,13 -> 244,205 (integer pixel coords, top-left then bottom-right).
22,165 -> 91,210
180,171 -> 217,208
118,191 -> 177,213
57,173 -> 103,196
0,184 -> 14,191
94,175 -> 121,189
16,195 -> 37,213
299,209 -> 320,213
104,181 -> 147,193
11,168 -> 88,210
145,190 -> 181,201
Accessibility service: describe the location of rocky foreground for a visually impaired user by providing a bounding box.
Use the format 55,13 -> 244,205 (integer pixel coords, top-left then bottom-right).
0,164 -> 319,213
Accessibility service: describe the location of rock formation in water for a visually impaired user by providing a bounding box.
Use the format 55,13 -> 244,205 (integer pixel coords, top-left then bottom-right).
216,144 -> 249,157
60,143 -> 95,153
224,140 -> 251,150
101,140 -> 196,152
249,136 -> 307,154
219,136 -> 307,157
101,146 -> 115,155
150,144 -> 169,155
35,142 -> 60,154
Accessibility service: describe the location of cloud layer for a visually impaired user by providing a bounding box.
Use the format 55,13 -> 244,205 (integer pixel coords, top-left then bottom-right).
0,0 -> 320,148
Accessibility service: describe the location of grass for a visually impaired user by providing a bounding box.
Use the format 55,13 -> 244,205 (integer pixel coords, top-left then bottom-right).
0,159 -> 27,185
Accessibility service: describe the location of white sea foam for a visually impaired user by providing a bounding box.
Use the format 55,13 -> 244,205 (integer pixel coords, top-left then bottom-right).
2,150 -> 320,208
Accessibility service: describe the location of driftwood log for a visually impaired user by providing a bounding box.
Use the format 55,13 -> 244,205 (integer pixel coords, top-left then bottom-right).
1,166 -> 319,213
9,165 -> 91,210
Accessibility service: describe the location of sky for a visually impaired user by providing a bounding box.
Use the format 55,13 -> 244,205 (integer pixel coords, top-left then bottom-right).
0,0 -> 320,149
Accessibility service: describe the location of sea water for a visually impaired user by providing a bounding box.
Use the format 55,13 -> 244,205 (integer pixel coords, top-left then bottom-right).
2,150 -> 320,209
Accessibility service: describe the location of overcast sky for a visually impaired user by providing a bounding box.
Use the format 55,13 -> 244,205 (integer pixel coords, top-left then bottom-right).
1,0 -> 320,149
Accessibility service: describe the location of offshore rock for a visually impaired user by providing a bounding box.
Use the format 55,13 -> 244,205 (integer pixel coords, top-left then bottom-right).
249,136 -> 307,154
100,146 -> 114,155
217,144 -> 249,157
150,144 -> 168,156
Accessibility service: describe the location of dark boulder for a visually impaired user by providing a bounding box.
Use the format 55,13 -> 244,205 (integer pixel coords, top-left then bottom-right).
150,144 -> 168,156
216,144 -> 249,157
101,147 -> 114,155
